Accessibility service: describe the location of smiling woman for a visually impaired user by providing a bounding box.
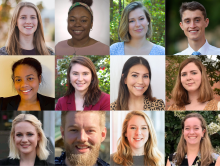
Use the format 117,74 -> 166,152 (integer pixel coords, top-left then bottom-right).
0,2 -> 54,55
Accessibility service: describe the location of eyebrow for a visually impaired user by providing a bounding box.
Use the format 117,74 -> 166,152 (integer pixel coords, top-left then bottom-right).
129,124 -> 148,127
69,16 -> 89,19
129,15 -> 145,20
14,74 -> 34,78
20,14 -> 36,16
72,71 -> 90,73
183,16 -> 201,21
67,124 -> 97,129
131,72 -> 149,74
181,70 -> 198,73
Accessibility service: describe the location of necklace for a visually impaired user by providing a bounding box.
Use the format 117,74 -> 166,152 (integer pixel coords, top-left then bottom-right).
71,38 -> 91,55
132,152 -> 144,156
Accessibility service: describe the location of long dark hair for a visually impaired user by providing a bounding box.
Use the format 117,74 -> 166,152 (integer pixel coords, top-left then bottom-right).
65,56 -> 101,107
116,56 -> 155,110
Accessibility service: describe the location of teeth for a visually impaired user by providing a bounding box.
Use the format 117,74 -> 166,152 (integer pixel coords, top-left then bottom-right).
22,89 -> 31,92
135,87 -> 143,90
189,137 -> 197,139
77,146 -> 88,149
134,138 -> 142,140
190,31 -> 197,32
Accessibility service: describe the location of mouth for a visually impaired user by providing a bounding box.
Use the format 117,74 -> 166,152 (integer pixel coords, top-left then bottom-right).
75,145 -> 90,153
187,83 -> 194,86
76,83 -> 85,87
134,86 -> 144,90
188,30 -> 199,33
135,29 -> 143,32
133,138 -> 143,141
24,26 -> 33,29
20,89 -> 32,94
73,30 -> 83,35
21,144 -> 30,148
188,136 -> 197,139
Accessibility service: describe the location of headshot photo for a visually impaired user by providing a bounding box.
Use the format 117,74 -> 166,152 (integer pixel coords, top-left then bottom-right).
110,0 -> 165,55
0,112 -> 55,165
166,55 -> 220,111
55,0 -> 110,55
166,111 -> 220,166
0,56 -> 55,111
110,55 -> 165,110
55,111 -> 110,166
55,55 -> 110,111
166,0 -> 220,55
0,0 -> 55,55
110,111 -> 164,166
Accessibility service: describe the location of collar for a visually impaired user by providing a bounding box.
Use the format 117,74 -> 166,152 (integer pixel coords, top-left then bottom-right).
188,40 -> 209,55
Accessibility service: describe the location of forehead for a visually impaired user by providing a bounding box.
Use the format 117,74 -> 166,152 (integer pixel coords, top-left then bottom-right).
184,117 -> 202,127
69,6 -> 92,18
128,115 -> 148,126
129,7 -> 146,18
65,112 -> 101,129
15,121 -> 37,132
70,63 -> 91,72
128,64 -> 149,73
19,6 -> 37,15
181,62 -> 200,72
14,65 -> 38,76
182,9 -> 204,20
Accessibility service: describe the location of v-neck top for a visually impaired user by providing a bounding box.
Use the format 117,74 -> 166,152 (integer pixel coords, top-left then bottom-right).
168,152 -> 219,166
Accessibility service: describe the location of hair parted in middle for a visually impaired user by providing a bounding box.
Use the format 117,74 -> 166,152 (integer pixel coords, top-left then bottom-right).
172,58 -> 213,107
5,2 -> 51,55
113,111 -> 163,166
116,56 -> 155,110
173,112 -> 215,166
65,56 -> 101,107
119,1 -> 152,42
9,114 -> 49,160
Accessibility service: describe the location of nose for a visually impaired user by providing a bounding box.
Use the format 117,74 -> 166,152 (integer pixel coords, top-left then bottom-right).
186,73 -> 192,80
78,74 -> 83,81
77,130 -> 88,142
135,20 -> 141,27
137,76 -> 143,84
74,19 -> 81,27
135,128 -> 141,135
190,21 -> 196,28
21,135 -> 28,142
25,17 -> 31,24
189,128 -> 195,134
20,80 -> 29,88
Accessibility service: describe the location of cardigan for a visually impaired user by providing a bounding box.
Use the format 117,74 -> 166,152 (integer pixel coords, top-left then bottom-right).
0,156 -> 54,166
55,92 -> 110,111
1,93 -> 55,111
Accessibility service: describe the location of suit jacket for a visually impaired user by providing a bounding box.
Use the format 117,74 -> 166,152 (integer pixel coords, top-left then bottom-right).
0,156 -> 54,166
1,93 -> 55,111
55,92 -> 110,111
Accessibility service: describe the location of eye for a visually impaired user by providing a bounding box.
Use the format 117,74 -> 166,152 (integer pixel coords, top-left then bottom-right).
31,16 -> 36,19
83,73 -> 88,75
16,134 -> 22,137
21,16 -> 26,19
87,129 -> 95,133
192,72 -> 197,75
181,73 -> 186,77
81,20 -> 87,23
129,20 -> 134,23
70,129 -> 77,132
73,73 -> 78,75
143,75 -> 149,78
140,17 -> 144,20
195,19 -> 200,22
132,74 -> 138,78
70,19 -> 75,22
185,128 -> 189,130
27,133 -> 33,136
15,79 -> 21,82
131,127 -> 136,129
28,77 -> 34,81
142,127 -> 147,130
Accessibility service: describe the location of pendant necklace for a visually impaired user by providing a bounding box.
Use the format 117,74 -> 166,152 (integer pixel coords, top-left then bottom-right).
72,38 -> 91,55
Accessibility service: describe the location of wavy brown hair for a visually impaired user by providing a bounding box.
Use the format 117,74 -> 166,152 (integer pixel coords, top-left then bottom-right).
5,2 -> 51,55
116,56 -> 155,110
173,113 -> 215,166
172,58 -> 213,107
113,111 -> 163,166
65,56 -> 101,107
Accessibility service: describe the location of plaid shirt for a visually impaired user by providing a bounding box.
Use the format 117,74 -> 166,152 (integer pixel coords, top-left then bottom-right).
55,151 -> 109,166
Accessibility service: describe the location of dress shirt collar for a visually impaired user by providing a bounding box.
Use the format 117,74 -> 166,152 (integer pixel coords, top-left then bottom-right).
188,40 -> 209,55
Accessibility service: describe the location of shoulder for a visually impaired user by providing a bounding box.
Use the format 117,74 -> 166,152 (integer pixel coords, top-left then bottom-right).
56,40 -> 68,47
205,99 -> 219,110
167,103 -> 185,111
38,93 -> 54,101
175,48 -> 189,55
96,41 -> 109,48
150,44 -> 165,55
144,98 -> 165,110
110,42 -> 124,55
207,44 -> 220,54
36,159 -> 54,166
0,46 -> 8,55
1,95 -> 20,110
97,157 -> 110,166
0,158 -> 19,165
110,101 -> 117,110
47,47 -> 55,55
38,93 -> 55,110
55,151 -> 66,165
97,92 -> 110,110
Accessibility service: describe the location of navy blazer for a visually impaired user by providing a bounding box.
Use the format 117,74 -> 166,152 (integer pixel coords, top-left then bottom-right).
1,93 -> 55,111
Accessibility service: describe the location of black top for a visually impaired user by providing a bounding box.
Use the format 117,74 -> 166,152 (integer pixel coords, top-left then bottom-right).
22,48 -> 37,55
0,156 -> 54,166
1,93 -> 55,111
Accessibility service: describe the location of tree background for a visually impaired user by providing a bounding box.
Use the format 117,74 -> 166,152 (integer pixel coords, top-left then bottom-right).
165,111 -> 220,163
166,0 -> 220,54
55,55 -> 110,101
110,0 -> 165,46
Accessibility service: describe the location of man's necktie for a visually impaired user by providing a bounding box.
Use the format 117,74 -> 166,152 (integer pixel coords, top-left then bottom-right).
192,51 -> 201,55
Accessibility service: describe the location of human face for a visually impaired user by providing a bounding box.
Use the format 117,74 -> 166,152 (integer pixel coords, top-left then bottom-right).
68,6 -> 93,41
125,64 -> 150,98
17,7 -> 38,37
70,63 -> 92,94
181,62 -> 202,93
14,65 -> 41,102
180,10 -> 209,42
14,121 -> 39,156
183,117 -> 205,146
61,112 -> 106,166
128,8 -> 149,39
125,115 -> 149,153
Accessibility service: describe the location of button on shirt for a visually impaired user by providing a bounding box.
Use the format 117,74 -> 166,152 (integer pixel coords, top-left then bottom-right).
175,40 -> 220,55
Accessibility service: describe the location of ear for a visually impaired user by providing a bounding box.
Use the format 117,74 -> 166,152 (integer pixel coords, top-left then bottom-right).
179,22 -> 184,31
90,22 -> 93,30
202,129 -> 206,137
100,127 -> 107,142
39,75 -> 42,84
37,134 -> 40,141
205,18 -> 209,28
125,133 -> 127,137
60,126 -> 65,140
123,74 -> 127,84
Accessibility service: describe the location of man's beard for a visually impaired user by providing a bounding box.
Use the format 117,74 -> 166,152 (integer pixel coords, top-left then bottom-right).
65,141 -> 100,166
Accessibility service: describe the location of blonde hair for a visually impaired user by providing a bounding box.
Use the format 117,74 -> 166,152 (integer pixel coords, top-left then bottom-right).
9,114 -> 49,160
173,113 -> 215,166
113,111 -> 163,166
5,2 -> 50,55
119,1 -> 152,42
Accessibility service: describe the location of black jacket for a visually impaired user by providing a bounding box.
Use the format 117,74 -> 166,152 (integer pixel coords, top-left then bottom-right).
1,93 -> 55,110
0,156 -> 54,166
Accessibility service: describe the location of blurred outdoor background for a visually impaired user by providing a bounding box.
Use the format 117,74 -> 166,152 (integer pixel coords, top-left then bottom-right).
166,0 -> 220,54
0,0 -> 55,50
110,0 -> 165,47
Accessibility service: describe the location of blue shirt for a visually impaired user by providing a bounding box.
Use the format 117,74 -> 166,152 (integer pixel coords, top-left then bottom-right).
110,42 -> 165,55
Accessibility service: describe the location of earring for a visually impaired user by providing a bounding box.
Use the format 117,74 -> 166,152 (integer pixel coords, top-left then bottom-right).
90,28 -> 93,31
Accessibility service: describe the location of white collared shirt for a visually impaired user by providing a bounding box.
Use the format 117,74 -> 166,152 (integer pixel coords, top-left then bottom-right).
175,40 -> 220,55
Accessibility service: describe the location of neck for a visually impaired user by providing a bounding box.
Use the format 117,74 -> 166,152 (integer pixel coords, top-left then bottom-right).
74,90 -> 86,100
20,95 -> 38,105
20,150 -> 36,166
126,37 -> 148,49
19,33 -> 34,50
186,144 -> 200,156
128,95 -> 144,108
188,37 -> 206,51
188,91 -> 200,103
70,36 -> 91,47
131,147 -> 144,156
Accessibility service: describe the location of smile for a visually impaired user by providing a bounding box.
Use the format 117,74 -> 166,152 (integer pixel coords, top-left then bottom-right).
188,136 -> 197,139
133,138 -> 143,141
21,144 -> 30,148
21,89 -> 32,94
76,145 -> 89,149
75,144 -> 90,153
73,30 -> 83,35
24,26 -> 33,29
135,29 -> 143,32
134,86 -> 144,90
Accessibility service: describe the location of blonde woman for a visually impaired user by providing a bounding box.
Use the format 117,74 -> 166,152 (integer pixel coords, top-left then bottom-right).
110,1 -> 165,55
0,2 -> 54,55
167,113 -> 220,166
111,111 -> 163,166
0,114 -> 53,165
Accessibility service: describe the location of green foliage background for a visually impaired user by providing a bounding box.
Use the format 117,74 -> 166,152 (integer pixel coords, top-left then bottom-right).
55,55 -> 110,100
165,111 -> 220,162
110,0 -> 165,46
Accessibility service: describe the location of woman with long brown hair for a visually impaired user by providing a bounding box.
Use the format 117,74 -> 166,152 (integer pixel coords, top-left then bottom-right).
111,111 -> 163,166
55,56 -> 110,110
168,58 -> 219,110
0,2 -> 54,55
167,113 -> 220,166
